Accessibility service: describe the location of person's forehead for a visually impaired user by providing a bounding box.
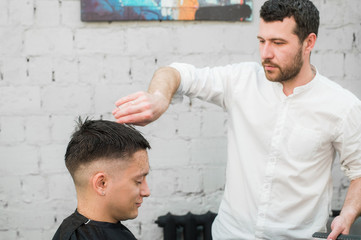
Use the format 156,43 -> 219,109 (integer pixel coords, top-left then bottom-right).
125,150 -> 150,174
132,150 -> 149,166
258,17 -> 298,39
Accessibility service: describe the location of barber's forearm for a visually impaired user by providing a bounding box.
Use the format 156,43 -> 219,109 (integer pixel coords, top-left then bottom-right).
340,177 -> 361,225
148,66 -> 181,104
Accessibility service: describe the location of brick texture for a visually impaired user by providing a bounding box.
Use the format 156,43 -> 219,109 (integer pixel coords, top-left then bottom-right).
0,0 -> 360,239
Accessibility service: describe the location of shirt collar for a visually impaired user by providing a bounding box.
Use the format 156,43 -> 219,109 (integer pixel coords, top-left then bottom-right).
293,65 -> 319,95
271,65 -> 319,99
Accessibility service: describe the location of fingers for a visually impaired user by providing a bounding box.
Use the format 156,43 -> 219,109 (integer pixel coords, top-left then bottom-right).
115,91 -> 144,107
112,101 -> 137,117
113,92 -> 155,125
113,98 -> 150,117
327,227 -> 342,240
113,92 -> 146,116
327,216 -> 349,240
114,110 -> 153,126
113,90 -> 168,126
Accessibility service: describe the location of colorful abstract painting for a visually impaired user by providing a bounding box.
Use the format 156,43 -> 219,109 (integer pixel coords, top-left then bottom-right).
81,0 -> 253,22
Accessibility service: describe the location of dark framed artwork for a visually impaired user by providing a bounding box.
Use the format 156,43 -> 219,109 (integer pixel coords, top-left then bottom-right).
81,0 -> 253,22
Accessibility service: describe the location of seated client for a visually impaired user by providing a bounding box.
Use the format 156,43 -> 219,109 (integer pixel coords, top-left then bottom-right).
53,119 -> 151,240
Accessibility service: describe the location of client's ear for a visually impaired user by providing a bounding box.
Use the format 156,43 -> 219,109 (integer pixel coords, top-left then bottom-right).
92,172 -> 108,196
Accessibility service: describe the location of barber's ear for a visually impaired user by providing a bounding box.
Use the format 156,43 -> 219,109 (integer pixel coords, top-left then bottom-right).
92,172 -> 108,196
303,33 -> 317,54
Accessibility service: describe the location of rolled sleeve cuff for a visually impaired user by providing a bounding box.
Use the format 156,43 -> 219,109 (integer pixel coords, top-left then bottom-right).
168,62 -> 190,104
342,165 -> 361,181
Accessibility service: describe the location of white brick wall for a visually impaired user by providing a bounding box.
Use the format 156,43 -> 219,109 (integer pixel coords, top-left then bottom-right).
0,0 -> 360,239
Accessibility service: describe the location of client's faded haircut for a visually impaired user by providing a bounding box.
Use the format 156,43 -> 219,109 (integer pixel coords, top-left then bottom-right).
65,118 -> 150,181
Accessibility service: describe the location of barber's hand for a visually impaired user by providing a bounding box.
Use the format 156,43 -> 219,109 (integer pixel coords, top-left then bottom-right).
327,215 -> 351,240
112,91 -> 169,126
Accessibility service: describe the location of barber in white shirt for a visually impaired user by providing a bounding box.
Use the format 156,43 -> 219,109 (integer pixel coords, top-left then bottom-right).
112,0 -> 361,239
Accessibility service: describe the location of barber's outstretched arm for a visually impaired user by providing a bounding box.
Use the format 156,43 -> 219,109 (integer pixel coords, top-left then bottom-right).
112,67 -> 181,126
327,177 -> 361,240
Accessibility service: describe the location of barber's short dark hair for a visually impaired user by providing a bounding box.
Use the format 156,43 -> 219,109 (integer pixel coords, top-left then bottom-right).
65,118 -> 150,178
260,0 -> 319,42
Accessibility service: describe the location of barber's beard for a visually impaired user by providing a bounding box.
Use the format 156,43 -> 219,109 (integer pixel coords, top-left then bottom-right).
262,47 -> 303,83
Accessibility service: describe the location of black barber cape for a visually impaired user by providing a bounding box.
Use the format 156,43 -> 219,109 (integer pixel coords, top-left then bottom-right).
52,210 -> 137,240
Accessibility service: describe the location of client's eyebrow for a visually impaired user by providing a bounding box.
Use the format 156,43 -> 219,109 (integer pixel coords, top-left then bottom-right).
134,170 -> 149,179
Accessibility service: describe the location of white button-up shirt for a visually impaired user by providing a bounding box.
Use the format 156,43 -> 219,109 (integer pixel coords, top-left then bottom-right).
170,62 -> 361,240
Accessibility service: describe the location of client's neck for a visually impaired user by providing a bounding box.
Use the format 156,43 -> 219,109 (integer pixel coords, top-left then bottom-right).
77,194 -> 116,223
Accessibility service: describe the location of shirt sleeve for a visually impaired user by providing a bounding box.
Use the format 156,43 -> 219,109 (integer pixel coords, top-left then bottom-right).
334,102 -> 361,180
169,62 -> 247,110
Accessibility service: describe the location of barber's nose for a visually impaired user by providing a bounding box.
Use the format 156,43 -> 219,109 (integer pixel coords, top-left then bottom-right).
260,42 -> 274,60
141,180 -> 150,197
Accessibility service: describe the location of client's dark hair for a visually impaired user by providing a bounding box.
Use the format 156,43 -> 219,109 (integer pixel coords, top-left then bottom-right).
65,118 -> 150,178
260,0 -> 319,42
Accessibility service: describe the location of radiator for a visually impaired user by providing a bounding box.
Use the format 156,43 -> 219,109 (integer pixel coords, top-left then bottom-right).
156,211 -> 217,240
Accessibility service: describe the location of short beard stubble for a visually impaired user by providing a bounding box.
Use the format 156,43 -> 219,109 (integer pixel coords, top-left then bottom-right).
262,46 -> 304,83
